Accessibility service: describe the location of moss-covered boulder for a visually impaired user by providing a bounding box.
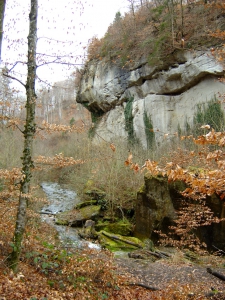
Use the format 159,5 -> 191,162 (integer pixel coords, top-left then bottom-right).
55,205 -> 101,226
75,200 -> 98,209
85,188 -> 106,200
84,180 -> 106,200
98,230 -> 144,251
78,220 -> 98,239
95,220 -> 133,236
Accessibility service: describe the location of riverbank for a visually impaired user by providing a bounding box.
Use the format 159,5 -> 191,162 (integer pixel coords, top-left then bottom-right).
1,185 -> 225,299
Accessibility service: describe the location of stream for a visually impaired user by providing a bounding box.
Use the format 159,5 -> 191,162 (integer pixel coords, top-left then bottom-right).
40,182 -> 100,250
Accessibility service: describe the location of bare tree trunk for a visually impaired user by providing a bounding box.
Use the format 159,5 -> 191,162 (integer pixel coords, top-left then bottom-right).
0,0 -> 6,61
128,0 -> 135,18
167,0 -> 175,47
7,0 -> 38,273
180,0 -> 184,39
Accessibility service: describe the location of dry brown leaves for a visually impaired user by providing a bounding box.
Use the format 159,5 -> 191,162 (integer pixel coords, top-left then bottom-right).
41,120 -> 86,134
126,128 -> 225,199
35,153 -> 85,168
0,188 -> 224,299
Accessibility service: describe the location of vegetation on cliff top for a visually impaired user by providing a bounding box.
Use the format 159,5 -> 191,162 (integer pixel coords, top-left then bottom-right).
87,1 -> 224,67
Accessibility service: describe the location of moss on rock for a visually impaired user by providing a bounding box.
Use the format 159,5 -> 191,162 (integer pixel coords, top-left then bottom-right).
75,200 -> 98,209
55,205 -> 101,226
83,180 -> 106,200
98,230 -> 144,251
95,220 -> 133,236
84,188 -> 106,200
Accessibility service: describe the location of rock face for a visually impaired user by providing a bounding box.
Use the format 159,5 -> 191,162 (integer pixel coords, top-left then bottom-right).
135,174 -> 225,249
77,50 -> 225,147
201,195 -> 225,250
135,174 -> 175,239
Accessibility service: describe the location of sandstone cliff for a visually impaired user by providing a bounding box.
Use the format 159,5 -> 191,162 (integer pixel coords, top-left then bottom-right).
77,50 -> 225,148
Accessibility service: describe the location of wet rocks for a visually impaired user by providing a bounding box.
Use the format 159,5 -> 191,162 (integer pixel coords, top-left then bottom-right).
55,205 -> 101,226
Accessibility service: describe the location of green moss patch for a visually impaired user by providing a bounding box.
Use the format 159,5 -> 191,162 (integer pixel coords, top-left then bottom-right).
55,205 -> 101,227
98,230 -> 144,251
95,221 -> 133,236
75,200 -> 98,209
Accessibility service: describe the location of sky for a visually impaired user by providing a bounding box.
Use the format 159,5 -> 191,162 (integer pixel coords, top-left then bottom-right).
2,0 -> 128,91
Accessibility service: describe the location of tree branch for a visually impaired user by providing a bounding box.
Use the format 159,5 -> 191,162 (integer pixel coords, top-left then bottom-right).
212,245 -> 225,256
37,58 -> 59,68
8,61 -> 27,73
2,72 -> 26,88
126,282 -> 160,291
36,52 -> 87,58
6,122 -> 24,133
207,268 -> 225,281
37,60 -> 84,68
37,36 -> 74,43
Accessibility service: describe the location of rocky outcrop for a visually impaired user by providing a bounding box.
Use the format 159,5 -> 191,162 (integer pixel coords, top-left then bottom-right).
135,174 -> 175,239
134,174 -> 225,250
77,50 -> 225,147
55,205 -> 101,226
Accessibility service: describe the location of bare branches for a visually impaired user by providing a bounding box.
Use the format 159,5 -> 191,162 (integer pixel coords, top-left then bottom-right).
37,36 -> 74,44
37,60 -> 84,68
2,72 -> 26,88
36,52 -> 87,58
35,153 -> 85,168
7,61 -> 27,73
6,121 -> 24,133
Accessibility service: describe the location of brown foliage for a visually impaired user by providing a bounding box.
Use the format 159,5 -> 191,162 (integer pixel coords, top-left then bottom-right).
125,127 -> 225,250
87,1 -> 224,66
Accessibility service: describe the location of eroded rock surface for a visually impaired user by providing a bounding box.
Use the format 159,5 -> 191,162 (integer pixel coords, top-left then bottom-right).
134,174 -> 225,249
135,174 -> 175,239
77,50 -> 225,147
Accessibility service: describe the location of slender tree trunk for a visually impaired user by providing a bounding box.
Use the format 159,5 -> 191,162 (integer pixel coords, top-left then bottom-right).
0,0 -> 6,61
167,0 -> 175,47
180,0 -> 184,39
128,0 -> 135,18
7,0 -> 38,273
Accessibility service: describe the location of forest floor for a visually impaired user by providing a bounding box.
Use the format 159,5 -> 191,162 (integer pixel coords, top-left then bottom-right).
1,194 -> 225,299
115,251 -> 225,299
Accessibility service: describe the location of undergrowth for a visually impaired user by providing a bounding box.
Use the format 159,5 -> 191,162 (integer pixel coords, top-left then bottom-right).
87,2 -> 223,67
0,192 -> 224,299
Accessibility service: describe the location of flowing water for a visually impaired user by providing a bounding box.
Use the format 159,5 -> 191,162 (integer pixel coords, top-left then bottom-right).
41,182 -> 100,250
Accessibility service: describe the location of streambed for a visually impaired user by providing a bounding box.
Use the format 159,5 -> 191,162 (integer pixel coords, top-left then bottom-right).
40,182 -> 100,249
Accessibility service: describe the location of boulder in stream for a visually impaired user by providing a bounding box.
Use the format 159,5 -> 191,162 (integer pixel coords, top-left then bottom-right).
78,220 -> 98,239
55,205 -> 101,226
